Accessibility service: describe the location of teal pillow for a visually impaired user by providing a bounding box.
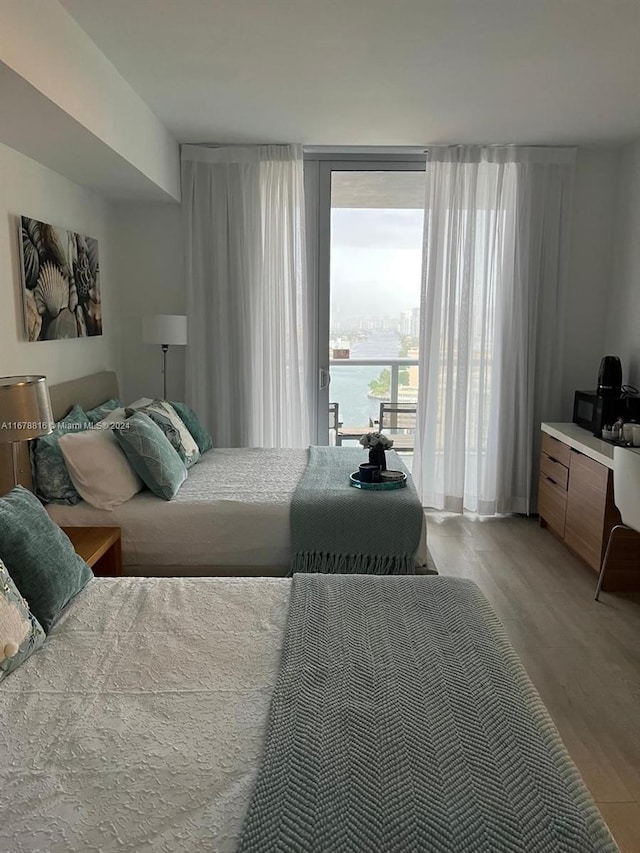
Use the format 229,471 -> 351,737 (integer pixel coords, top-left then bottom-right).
127,400 -> 200,469
171,401 -> 213,454
32,404 -> 89,505
85,398 -> 123,423
115,411 -> 187,500
0,558 -> 46,682
0,487 -> 93,632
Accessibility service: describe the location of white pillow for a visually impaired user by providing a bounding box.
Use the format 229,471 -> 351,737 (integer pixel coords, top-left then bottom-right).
58,424 -> 143,511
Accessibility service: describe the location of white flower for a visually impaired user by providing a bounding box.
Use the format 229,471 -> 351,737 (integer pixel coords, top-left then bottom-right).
359,432 -> 394,450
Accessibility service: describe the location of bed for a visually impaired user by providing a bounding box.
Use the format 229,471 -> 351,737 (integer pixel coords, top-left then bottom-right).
0,574 -> 618,853
19,371 -> 428,576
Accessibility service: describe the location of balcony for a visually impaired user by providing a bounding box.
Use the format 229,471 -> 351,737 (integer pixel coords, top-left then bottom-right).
328,357 -> 419,450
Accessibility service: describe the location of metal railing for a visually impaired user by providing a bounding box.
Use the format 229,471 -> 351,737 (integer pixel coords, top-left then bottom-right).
329,357 -> 419,410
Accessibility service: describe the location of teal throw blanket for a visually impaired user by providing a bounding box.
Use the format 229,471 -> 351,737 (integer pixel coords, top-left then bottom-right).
290,446 -> 423,574
237,574 -> 619,853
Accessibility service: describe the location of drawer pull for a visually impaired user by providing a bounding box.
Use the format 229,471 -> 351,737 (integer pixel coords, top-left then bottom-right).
544,475 -> 557,486
548,455 -> 558,464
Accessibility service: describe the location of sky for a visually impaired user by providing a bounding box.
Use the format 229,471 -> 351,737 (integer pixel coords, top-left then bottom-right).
330,208 -> 424,326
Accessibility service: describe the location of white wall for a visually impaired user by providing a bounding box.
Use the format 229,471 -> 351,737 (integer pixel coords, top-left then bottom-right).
559,146 -> 620,419
110,202 -> 185,403
0,141 -> 121,388
604,140 -> 640,388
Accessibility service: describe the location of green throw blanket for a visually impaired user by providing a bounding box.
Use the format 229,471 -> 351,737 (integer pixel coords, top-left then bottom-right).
290,446 -> 424,575
237,574 -> 619,853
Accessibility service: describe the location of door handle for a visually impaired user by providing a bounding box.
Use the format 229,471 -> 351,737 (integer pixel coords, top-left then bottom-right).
319,368 -> 331,390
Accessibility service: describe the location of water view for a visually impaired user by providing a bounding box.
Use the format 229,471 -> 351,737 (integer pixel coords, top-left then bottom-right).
330,330 -> 402,434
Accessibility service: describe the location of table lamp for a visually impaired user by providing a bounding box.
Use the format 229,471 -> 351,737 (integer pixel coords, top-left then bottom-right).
142,314 -> 187,399
0,376 -> 54,487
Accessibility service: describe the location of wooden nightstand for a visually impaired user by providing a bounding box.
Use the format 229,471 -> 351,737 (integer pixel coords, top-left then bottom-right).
62,527 -> 122,577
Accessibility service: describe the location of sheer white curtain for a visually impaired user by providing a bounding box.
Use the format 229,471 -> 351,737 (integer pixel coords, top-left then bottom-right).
413,146 -> 576,514
181,144 -> 313,448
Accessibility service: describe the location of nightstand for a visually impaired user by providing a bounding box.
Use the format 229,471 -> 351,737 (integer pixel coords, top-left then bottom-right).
62,527 -> 122,577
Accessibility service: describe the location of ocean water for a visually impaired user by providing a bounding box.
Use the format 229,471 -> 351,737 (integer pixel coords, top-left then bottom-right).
330,331 -> 401,434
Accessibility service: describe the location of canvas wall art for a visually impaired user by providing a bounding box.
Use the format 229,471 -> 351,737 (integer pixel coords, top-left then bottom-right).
19,216 -> 102,342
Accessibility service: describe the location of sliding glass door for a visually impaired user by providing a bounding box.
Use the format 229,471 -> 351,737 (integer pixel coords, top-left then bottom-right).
305,157 -> 426,445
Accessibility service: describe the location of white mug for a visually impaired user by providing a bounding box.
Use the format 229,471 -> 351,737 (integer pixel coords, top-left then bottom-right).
622,423 -> 634,444
633,424 -> 640,447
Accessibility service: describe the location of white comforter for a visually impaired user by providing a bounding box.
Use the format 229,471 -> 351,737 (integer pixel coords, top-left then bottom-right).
47,448 -> 309,569
0,577 -> 290,853
47,448 -> 428,572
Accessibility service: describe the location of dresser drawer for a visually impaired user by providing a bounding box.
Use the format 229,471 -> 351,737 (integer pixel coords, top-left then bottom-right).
564,449 -> 609,571
538,473 -> 567,538
541,432 -> 572,468
540,452 -> 569,491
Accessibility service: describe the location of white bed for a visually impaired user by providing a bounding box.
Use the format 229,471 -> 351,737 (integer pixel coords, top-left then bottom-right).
46,449 -> 429,577
0,576 -> 287,853
1,575 -> 618,853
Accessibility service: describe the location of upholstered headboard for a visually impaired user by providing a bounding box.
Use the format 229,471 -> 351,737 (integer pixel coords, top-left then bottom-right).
0,370 -> 120,496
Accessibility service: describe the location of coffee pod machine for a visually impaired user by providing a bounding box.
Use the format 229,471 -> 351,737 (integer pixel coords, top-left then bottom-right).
597,356 -> 622,397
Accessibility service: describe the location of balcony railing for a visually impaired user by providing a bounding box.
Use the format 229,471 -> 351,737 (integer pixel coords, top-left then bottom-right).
328,358 -> 419,442
329,357 -> 419,408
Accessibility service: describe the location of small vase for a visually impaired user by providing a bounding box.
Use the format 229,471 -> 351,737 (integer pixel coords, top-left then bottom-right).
369,446 -> 387,471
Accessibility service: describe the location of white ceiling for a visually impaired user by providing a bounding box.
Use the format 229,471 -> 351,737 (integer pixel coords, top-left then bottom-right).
60,0 -> 640,147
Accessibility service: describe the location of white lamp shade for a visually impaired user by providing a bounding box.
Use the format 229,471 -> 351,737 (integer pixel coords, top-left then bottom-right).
143,315 -> 187,346
0,375 -> 54,442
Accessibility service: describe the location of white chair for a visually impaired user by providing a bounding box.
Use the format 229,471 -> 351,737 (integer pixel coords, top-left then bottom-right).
594,446 -> 640,600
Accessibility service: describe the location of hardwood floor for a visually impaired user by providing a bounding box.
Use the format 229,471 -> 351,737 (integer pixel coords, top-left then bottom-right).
426,511 -> 640,853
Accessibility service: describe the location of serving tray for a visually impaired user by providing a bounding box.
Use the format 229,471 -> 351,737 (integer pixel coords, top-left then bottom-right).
350,471 -> 407,491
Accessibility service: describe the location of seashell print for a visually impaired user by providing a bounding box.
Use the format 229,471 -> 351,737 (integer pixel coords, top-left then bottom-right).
24,218 -> 45,259
68,280 -> 78,313
20,218 -> 102,341
46,308 -> 77,340
74,251 -> 93,302
86,237 -> 99,280
34,261 -> 70,318
75,305 -> 87,337
21,226 -> 40,289
40,224 -> 71,278
84,296 -> 102,336
24,290 -> 42,342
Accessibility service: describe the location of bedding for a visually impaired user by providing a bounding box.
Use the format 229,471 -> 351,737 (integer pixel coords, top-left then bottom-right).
128,399 -> 200,468
291,446 -> 423,574
46,448 -> 429,572
0,559 -> 45,682
31,404 -> 89,505
115,411 -> 188,500
59,424 -> 143,510
0,575 -> 618,853
0,486 -> 93,632
239,574 -> 618,852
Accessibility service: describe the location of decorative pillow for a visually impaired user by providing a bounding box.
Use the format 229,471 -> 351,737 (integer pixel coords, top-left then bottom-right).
84,398 -> 123,423
0,486 -> 93,632
171,401 -> 213,454
127,399 -> 200,468
32,404 -> 90,505
127,397 -> 154,411
0,559 -> 46,682
59,423 -> 143,510
114,412 -> 187,500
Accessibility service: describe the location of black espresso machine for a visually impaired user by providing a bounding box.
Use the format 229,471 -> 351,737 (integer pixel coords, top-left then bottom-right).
573,356 -> 640,436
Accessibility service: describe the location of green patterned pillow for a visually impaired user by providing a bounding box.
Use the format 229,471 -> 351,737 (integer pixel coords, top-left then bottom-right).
115,411 -> 187,500
125,399 -> 200,468
0,558 -> 46,682
0,487 -> 93,632
32,404 -> 90,505
85,398 -> 123,423
171,401 -> 213,453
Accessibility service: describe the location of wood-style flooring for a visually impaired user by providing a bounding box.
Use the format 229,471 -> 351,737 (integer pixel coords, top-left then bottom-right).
426,512 -> 640,853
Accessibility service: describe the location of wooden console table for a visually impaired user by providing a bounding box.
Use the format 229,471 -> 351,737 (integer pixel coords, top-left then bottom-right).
539,423 -> 640,592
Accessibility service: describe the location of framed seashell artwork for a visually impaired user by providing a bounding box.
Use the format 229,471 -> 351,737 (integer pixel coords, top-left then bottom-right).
18,216 -> 102,342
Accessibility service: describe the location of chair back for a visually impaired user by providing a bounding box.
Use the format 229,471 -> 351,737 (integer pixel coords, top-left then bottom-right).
613,446 -> 640,533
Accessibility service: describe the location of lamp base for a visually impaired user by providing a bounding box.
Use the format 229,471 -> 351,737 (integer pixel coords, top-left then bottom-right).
161,344 -> 169,400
